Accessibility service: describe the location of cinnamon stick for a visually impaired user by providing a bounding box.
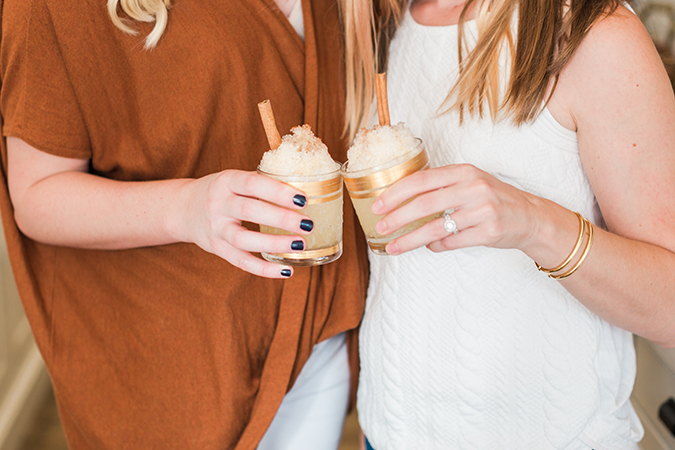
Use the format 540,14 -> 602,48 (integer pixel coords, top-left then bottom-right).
257,99 -> 282,150
375,73 -> 391,126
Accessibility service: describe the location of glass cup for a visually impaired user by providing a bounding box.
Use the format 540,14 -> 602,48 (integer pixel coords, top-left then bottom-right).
341,139 -> 442,255
257,168 -> 343,266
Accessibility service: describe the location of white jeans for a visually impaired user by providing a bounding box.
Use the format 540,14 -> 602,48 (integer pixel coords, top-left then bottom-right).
257,332 -> 350,450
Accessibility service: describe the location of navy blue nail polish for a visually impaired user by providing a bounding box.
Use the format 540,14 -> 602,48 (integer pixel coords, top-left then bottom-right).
293,195 -> 307,207
300,219 -> 314,232
281,269 -> 292,277
291,240 -> 304,251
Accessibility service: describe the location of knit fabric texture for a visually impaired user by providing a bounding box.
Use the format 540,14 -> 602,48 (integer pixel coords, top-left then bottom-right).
357,10 -> 643,450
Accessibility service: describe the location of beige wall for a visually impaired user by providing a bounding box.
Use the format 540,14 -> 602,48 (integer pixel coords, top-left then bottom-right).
634,0 -> 675,54
0,227 -> 49,450
633,337 -> 675,450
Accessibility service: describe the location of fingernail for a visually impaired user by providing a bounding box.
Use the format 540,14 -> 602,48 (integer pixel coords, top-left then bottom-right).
291,240 -> 304,251
386,242 -> 399,255
293,195 -> 307,207
376,220 -> 387,234
372,198 -> 383,214
281,269 -> 292,277
300,219 -> 314,232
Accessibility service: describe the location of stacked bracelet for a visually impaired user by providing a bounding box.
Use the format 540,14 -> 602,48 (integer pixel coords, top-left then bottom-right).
535,212 -> 594,280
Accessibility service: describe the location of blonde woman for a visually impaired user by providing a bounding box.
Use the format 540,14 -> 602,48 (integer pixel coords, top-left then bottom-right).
340,0 -> 675,448
0,0 -> 368,448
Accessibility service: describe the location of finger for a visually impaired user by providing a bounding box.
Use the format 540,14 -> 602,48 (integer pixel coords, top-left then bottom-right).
374,186 -> 458,236
372,165 -> 467,215
221,223 -> 308,254
212,240 -> 296,279
385,208 -> 483,254
426,226 -> 484,253
231,196 -> 314,235
383,213 -> 456,255
225,249 -> 293,279
224,170 -> 309,209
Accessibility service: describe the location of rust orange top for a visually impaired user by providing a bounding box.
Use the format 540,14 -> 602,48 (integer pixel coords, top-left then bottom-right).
0,0 -> 368,448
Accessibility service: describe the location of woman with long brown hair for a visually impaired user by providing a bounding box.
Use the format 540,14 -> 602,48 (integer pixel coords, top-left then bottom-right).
340,0 -> 675,448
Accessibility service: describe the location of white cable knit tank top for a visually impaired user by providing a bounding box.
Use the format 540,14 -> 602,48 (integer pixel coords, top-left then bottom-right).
357,9 -> 644,450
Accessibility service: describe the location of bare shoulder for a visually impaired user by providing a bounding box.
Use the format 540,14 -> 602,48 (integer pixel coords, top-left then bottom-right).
586,4 -> 651,43
547,5 -> 668,130
580,5 -> 659,69
555,4 -> 675,245
563,3 -> 675,137
559,4 -> 669,110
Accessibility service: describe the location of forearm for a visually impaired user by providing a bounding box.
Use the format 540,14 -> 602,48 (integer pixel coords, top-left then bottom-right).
13,170 -> 193,249
564,230 -> 675,346
7,137 -> 314,278
524,202 -> 675,347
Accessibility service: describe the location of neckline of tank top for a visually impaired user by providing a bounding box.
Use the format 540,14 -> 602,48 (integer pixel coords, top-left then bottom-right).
399,8 -> 577,147
405,2 -> 478,31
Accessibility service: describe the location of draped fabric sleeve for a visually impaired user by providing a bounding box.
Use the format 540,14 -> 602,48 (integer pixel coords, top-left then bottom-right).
1,0 -> 91,159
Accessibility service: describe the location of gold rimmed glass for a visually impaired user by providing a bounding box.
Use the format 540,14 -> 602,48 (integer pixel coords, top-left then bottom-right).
341,139 -> 441,255
257,168 -> 343,266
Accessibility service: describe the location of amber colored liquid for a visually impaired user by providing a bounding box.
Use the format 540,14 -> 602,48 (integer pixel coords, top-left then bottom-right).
351,196 -> 441,254
260,196 -> 343,249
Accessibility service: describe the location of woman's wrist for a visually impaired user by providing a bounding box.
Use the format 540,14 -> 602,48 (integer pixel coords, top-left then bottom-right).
520,200 -> 584,272
163,177 -> 203,245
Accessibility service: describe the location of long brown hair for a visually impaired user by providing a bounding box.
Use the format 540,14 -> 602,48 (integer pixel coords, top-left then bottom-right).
339,0 -> 620,139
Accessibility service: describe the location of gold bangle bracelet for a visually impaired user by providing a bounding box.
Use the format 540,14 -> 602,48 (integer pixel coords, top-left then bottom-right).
535,212 -> 585,274
549,219 -> 594,280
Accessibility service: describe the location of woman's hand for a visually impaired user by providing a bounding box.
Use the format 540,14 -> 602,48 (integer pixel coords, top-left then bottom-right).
372,163 -> 542,256
172,169 -> 315,278
367,5 -> 675,347
8,136 -> 311,278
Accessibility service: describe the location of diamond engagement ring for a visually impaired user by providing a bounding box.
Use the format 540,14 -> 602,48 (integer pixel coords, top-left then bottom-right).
443,211 -> 458,234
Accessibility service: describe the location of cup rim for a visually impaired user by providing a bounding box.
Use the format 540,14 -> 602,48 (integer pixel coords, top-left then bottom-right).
340,138 -> 423,178
257,166 -> 342,183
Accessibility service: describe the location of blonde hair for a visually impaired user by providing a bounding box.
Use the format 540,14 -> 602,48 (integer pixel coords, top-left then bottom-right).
340,0 -> 620,140
340,0 -> 405,139
107,0 -> 172,49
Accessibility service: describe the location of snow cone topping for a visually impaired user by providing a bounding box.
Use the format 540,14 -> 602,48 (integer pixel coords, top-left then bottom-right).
346,122 -> 417,172
259,124 -> 340,176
